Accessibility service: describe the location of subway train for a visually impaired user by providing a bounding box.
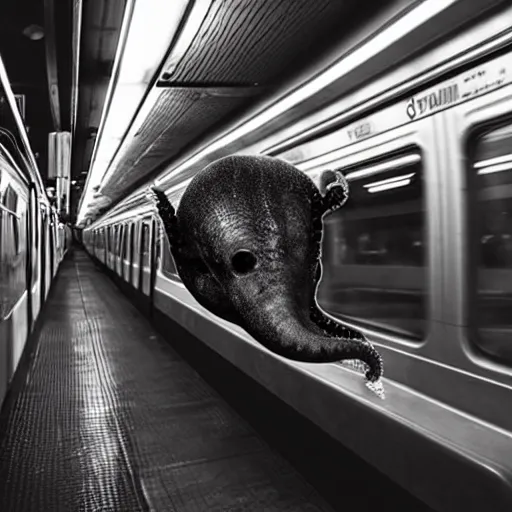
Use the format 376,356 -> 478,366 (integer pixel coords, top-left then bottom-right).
82,6 -> 512,512
0,68 -> 72,407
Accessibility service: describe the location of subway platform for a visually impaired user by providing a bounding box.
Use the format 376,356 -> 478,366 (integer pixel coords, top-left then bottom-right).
0,251 -> 431,511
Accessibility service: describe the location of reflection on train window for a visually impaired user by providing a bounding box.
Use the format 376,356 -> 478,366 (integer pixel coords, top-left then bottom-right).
316,150 -> 426,339
471,122 -> 512,361
161,233 -> 179,279
0,189 -> 26,319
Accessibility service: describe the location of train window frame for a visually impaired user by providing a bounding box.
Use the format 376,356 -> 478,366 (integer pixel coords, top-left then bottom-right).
0,190 -> 26,319
313,144 -> 429,342
464,115 -> 512,365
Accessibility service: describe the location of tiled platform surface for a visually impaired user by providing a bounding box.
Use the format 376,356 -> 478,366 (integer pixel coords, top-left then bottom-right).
0,251 -> 336,512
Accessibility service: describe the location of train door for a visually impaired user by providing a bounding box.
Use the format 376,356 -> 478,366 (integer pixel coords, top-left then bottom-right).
121,224 -> 129,281
129,223 -> 135,286
293,116 -> 442,346
118,225 -> 125,276
139,220 -> 150,294
106,226 -> 112,268
26,183 -> 39,329
39,206 -> 47,305
149,217 -> 160,317
441,69 -> 512,369
49,212 -> 55,278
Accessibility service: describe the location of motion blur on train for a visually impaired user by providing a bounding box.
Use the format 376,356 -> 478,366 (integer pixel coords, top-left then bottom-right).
2,0 -> 512,511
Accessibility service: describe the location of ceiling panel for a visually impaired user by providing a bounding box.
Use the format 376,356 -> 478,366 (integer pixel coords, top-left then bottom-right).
101,86 -> 256,199
165,0 -> 361,86
85,0 -> 398,218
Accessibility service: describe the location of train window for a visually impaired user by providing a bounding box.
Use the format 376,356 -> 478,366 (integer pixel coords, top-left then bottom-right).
141,222 -> 150,269
3,184 -> 17,212
109,226 -> 114,253
0,201 -> 26,320
316,149 -> 426,340
129,224 -> 135,264
469,122 -> 512,361
113,226 -> 118,255
161,232 -> 178,279
31,192 -> 38,285
154,222 -> 161,264
116,225 -> 123,256
123,224 -> 130,261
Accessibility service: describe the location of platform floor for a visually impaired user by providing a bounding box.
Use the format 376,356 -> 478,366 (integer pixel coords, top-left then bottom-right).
0,252 -> 336,511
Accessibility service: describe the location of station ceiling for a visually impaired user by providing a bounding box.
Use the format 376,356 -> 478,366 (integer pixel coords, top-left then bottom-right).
0,0 -> 400,223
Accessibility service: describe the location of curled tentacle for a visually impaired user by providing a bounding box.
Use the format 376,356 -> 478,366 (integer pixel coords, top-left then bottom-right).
310,169 -> 385,395
149,186 -> 181,247
310,305 -> 384,385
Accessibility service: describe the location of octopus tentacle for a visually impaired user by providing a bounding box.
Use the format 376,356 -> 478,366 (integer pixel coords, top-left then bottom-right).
309,305 -> 366,341
321,169 -> 350,214
149,186 -> 182,249
308,171 -> 384,387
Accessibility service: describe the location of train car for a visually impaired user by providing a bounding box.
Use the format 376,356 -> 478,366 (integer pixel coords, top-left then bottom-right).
83,5 -> 512,511
0,55 -> 71,409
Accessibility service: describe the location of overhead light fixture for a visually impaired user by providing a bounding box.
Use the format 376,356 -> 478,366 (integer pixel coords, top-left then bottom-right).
99,0 -> 212,189
77,0 -> 191,225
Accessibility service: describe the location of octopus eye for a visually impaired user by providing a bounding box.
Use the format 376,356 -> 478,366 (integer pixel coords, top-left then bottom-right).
231,249 -> 257,274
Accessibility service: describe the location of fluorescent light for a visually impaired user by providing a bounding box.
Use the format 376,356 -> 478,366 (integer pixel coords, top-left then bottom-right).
99,0 -> 213,190
368,178 -> 411,193
363,172 -> 415,188
77,0 -> 190,225
477,162 -> 512,175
